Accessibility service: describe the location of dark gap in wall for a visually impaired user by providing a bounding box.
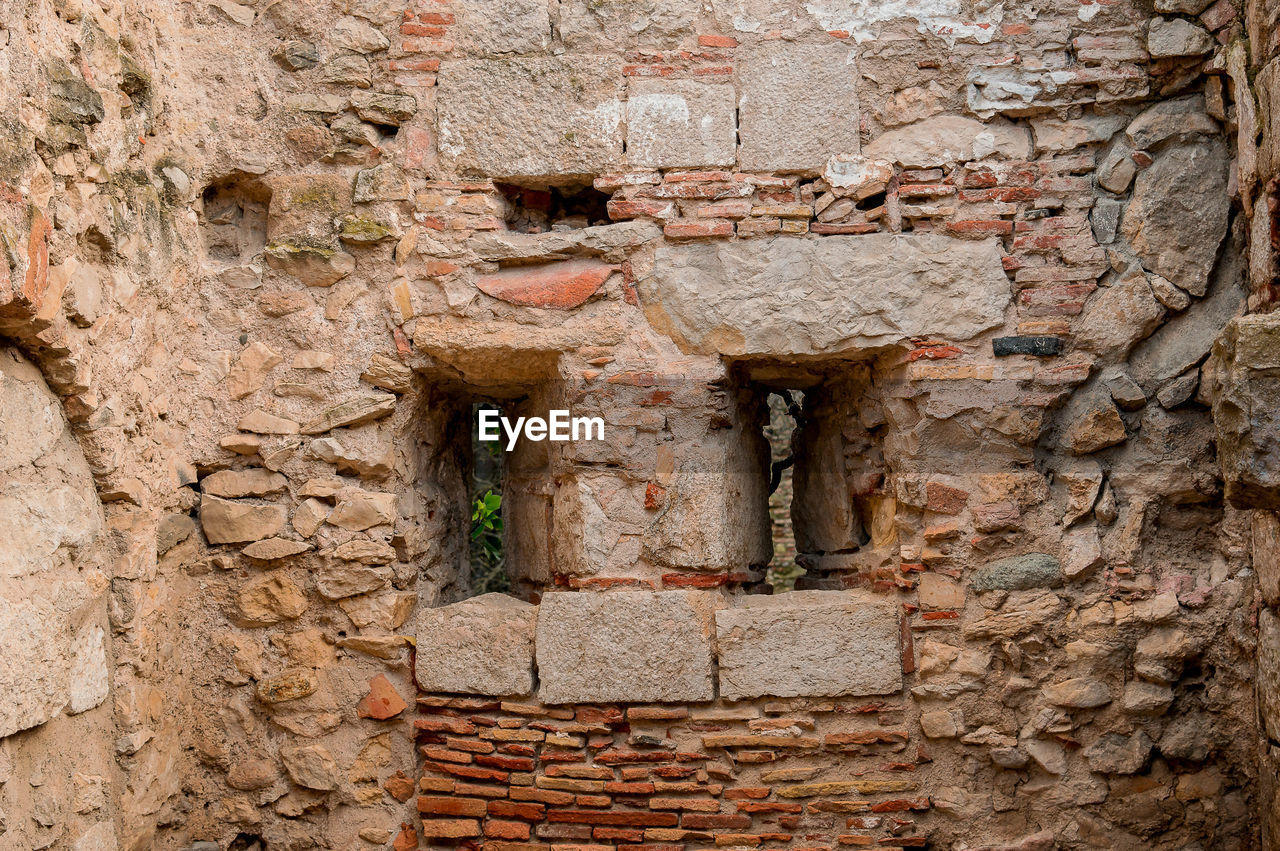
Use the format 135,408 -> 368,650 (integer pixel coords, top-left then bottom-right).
199,173 -> 271,264
470,400 -> 509,596
496,181 -> 611,233
764,389 -> 804,592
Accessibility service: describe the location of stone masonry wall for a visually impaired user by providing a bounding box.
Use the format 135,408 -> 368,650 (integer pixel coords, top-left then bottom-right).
0,0 -> 1277,849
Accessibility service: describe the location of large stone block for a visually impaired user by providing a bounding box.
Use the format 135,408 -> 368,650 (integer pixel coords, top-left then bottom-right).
416,594 -> 537,696
1213,314 -> 1280,509
626,79 -> 736,168
437,57 -> 624,180
715,591 -> 901,700
535,591 -> 717,704
455,0 -> 551,55
637,234 -> 1011,356
738,42 -> 858,173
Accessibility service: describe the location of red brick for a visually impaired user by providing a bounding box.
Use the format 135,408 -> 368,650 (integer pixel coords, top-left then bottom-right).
595,827 -> 646,842
488,821 -> 532,840
724,788 -> 771,800
486,845 -> 550,851
393,823 -> 418,851
736,802 -> 802,814
420,819 -> 481,838
356,674 -> 407,719
698,34 -> 739,47
809,222 -> 878,235
419,746 -> 473,764
608,199 -> 676,220
945,219 -> 1013,236
419,796 -> 487,817
490,800 -> 547,821
513,787 -> 576,805
416,716 -> 477,736
475,259 -> 613,309
606,782 -> 655,795
824,731 -> 908,746
681,814 -> 752,829
547,811 -> 680,827
401,21 -> 446,35
385,771 -> 416,802
924,482 -> 968,515
869,798 -> 930,813
477,754 -> 536,771
576,795 -> 612,807
423,760 -> 509,783
661,573 -> 728,588
448,737 -> 496,754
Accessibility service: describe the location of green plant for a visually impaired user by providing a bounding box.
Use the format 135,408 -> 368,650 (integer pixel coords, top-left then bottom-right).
471,490 -> 503,562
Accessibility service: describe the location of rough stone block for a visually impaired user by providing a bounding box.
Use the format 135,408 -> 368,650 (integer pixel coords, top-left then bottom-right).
455,0 -> 551,55
716,591 -> 900,700
416,593 -> 537,696
738,42 -> 858,173
535,590 -> 717,704
437,57 -> 624,180
626,79 -> 736,168
865,115 -> 1031,167
638,234 -> 1011,356
1214,314 -> 1280,509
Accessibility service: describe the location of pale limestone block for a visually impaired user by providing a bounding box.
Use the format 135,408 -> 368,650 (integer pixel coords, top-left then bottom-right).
417,593 -> 537,696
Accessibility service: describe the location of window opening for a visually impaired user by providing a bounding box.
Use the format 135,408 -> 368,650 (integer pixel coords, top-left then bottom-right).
764,389 -> 804,592
469,401 -> 509,596
497,182 -> 611,233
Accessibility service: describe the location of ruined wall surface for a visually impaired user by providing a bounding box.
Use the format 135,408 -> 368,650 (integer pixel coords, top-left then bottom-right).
0,0 -> 1275,849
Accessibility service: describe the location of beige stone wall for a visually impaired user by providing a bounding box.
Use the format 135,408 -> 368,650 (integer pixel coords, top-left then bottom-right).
0,0 -> 1275,848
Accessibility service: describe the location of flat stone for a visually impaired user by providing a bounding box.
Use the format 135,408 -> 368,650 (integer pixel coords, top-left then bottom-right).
1260,610 -> 1280,741
416,593 -> 537,696
332,538 -> 397,564
715,591 -> 901,700
1255,513 -> 1280,607
625,79 -> 736,168
257,668 -> 318,703
353,164 -> 411,202
638,234 -> 1011,356
238,409 -> 300,434
1029,113 -> 1129,153
970,553 -> 1062,591
202,468 -> 287,498
559,0 -> 697,49
341,590 -> 417,629
332,16 -> 389,52
1105,374 -> 1147,410
241,537 -> 313,561
738,42 -> 859,173
301,393 -> 396,434
437,56 -> 623,179
314,565 -> 388,599
536,590 -> 717,704
455,0 -> 551,54
1125,95 -> 1221,150
476,259 -> 612,309
200,494 -> 287,544
67,623 -> 108,714
992,336 -> 1062,357
1122,137 -> 1229,297
157,513 -> 196,554
1156,371 -> 1199,408
236,573 -> 308,625
351,91 -> 417,126
865,115 -> 1031,167
1061,525 -> 1103,580
1044,676 -> 1112,708
1123,679 -> 1174,715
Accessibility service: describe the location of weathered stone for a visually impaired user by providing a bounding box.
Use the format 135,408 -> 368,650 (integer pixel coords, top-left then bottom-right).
327,488 -> 396,531
1074,270 -> 1165,359
1084,731 -> 1151,774
1105,374 -> 1147,410
257,668 -> 318,704
227,342 -> 283,400
332,16 -> 390,52
738,42 -> 859,173
456,0 -> 551,53
970,553 -> 1062,591
1044,677 -> 1112,709
437,57 -> 623,179
67,624 -> 109,715
332,538 -> 397,564
560,0 -> 696,48
202,468 -> 287,498
1024,738 -> 1067,775
281,744 -> 340,790
264,243 -> 356,288
349,91 -> 417,127
1146,273 -> 1190,311
353,164 -> 411,202
1122,137 -> 1229,297
237,409 -> 300,434
920,709 -> 962,739
339,590 -> 417,629
715,591 -> 901,700
476,260 -> 613,309
1030,114 -> 1129,153
157,513 -> 196,554
1061,525 -> 1103,580
1211,314 -> 1280,508
1125,96 -> 1221,151
415,594 -> 536,695
1156,370 -> 1199,408
200,495 -> 287,544
241,537 -> 313,561
293,498 -> 329,538
639,234 -> 1010,356
865,116 -> 1031,167
536,591 -> 716,704
1147,16 -> 1213,57
1130,238 -> 1246,389
1098,135 -> 1137,194
237,573 -> 308,625
361,353 -> 414,394
227,760 -> 277,791
918,573 -> 965,609
274,41 -> 318,71
314,565 -> 388,599
300,393 -> 396,434
1123,679 -> 1174,715
1256,512 -> 1280,607
310,436 -> 393,478
1065,397 -> 1128,455
625,79 -> 736,168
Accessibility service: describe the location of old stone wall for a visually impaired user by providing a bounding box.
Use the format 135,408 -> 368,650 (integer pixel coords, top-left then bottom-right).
0,0 -> 1276,848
